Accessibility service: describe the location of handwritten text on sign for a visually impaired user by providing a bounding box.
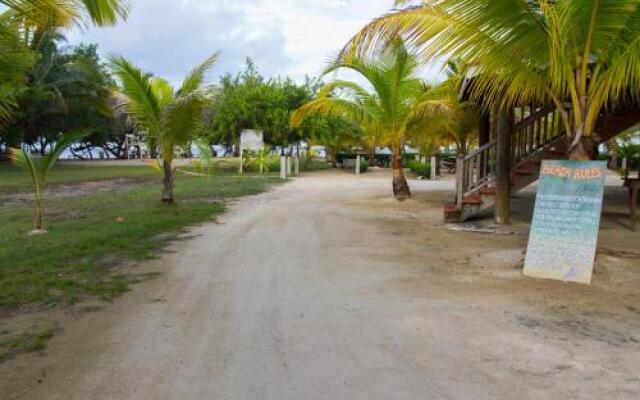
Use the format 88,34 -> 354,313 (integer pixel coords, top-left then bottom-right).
523,160 -> 607,284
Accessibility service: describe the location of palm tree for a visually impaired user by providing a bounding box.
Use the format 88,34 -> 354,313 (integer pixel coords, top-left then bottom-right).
344,0 -> 640,160
10,130 -> 89,233
292,40 -> 441,198
0,0 -> 130,126
110,54 -> 218,204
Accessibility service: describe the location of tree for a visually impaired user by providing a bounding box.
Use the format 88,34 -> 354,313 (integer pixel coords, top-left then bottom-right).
344,0 -> 640,160
0,0 -> 130,127
201,60 -> 321,153
292,40 -> 439,198
110,53 -> 217,204
2,36 -> 115,156
10,130 -> 89,234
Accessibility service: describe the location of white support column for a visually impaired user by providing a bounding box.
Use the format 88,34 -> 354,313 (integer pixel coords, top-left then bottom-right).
294,157 -> 299,176
239,147 -> 244,175
280,156 -> 286,179
356,155 -> 361,175
286,156 -> 292,176
430,156 -> 437,180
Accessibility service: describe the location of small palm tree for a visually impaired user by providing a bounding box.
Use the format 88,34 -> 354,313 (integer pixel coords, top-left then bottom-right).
292,40 -> 443,198
345,0 -> 640,160
110,53 -> 218,203
10,130 -> 89,233
247,148 -> 273,175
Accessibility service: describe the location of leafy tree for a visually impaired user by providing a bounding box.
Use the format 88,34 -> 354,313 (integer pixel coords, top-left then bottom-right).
110,53 -> 218,203
0,0 -> 130,127
344,0 -> 640,160
201,60 -> 322,153
2,36 -> 115,156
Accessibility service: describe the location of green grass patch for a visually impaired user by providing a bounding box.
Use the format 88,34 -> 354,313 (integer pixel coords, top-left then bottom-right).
0,328 -> 53,361
0,169 -> 282,308
0,163 -> 158,194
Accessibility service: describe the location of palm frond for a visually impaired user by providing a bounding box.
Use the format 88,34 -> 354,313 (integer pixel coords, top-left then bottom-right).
109,55 -> 163,135
178,52 -> 218,96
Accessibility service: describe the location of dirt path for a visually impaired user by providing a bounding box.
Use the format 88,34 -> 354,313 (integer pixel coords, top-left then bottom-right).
1,170 -> 639,400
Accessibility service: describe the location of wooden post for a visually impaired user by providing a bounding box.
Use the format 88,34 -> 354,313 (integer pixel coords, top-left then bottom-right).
456,157 -> 464,208
479,113 -> 491,145
495,107 -> 512,225
280,156 -> 286,179
356,155 -> 361,175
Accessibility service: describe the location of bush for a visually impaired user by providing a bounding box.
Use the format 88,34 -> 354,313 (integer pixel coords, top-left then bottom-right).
360,159 -> 369,173
408,160 -> 431,178
301,159 -> 330,171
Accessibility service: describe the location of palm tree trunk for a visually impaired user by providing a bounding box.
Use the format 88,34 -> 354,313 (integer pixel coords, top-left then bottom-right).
34,188 -> 43,231
569,136 -> 595,160
392,146 -> 411,199
569,117 -> 595,161
161,160 -> 174,204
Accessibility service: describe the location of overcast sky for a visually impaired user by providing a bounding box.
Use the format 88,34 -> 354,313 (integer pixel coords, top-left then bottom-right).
66,0 -> 444,86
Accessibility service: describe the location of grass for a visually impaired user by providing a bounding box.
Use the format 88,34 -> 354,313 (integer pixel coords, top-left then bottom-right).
0,164 -> 283,308
0,328 -> 54,361
0,163 -> 159,193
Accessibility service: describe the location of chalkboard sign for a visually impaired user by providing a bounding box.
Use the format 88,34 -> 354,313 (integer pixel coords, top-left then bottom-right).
523,160 -> 607,284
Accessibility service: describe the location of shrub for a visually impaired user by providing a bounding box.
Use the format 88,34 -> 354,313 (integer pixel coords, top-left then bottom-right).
359,159 -> 369,173
408,160 -> 431,178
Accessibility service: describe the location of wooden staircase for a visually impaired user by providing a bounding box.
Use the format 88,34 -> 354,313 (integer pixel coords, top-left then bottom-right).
444,104 -> 638,223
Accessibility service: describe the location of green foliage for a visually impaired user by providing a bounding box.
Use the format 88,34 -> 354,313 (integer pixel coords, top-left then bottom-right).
9,129 -> 91,231
617,143 -> 640,159
0,0 -> 130,128
408,160 -> 432,178
360,158 -> 369,173
244,148 -> 277,174
191,139 -> 218,177
110,53 -> 217,202
200,59 -> 328,149
1,35 -> 116,153
0,328 -> 53,362
346,0 -> 640,154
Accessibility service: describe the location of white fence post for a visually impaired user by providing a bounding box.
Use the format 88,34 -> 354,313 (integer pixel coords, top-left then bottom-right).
286,156 -> 292,176
239,147 -> 244,175
294,157 -> 299,176
280,156 -> 286,179
430,156 -> 437,180
356,155 -> 361,175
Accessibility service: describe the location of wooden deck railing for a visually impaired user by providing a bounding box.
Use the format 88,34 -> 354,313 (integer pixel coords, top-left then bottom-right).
455,105 -> 567,208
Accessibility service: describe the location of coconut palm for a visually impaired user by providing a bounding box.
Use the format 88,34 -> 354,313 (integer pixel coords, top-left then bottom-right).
10,130 -> 89,233
344,0 -> 640,160
292,40 -> 443,198
0,0 -> 130,126
109,54 -> 217,204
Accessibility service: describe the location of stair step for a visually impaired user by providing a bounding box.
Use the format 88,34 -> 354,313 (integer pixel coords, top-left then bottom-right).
480,187 -> 496,195
462,195 -> 483,205
513,168 -> 535,176
444,203 -> 460,213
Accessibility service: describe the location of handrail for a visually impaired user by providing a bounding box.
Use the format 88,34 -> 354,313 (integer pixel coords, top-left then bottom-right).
463,140 -> 496,161
454,104 -> 569,209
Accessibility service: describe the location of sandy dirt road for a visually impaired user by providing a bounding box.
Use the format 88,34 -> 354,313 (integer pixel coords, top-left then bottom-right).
2,170 -> 639,400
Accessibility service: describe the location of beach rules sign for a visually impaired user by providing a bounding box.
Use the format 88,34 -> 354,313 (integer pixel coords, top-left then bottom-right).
523,160 -> 607,284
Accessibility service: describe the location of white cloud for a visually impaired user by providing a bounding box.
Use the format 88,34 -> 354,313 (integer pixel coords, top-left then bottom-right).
67,0 -> 444,85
